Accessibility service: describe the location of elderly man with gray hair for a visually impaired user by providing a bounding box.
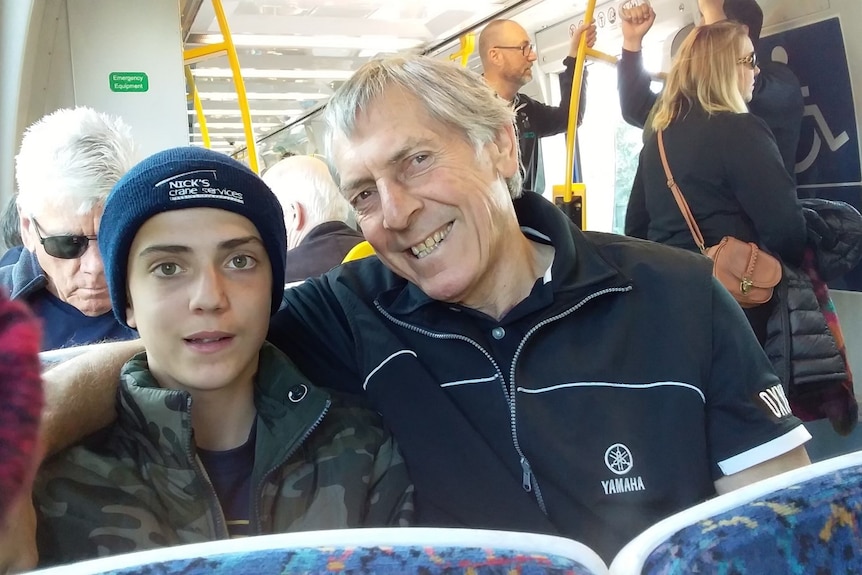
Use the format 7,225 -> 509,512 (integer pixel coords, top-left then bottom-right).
263,155 -> 363,283
0,107 -> 138,350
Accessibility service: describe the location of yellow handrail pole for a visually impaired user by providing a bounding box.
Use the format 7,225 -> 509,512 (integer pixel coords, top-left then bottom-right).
448,33 -> 475,68
584,47 -> 666,81
183,43 -> 228,63
184,66 -> 211,149
562,0 -> 597,201
210,0 -> 260,174
585,47 -> 617,66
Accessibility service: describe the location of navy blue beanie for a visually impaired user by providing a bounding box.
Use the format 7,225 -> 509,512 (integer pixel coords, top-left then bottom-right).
99,146 -> 286,326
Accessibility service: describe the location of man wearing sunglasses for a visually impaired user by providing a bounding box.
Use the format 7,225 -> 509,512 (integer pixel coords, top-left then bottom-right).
479,18 -> 597,196
0,107 -> 139,350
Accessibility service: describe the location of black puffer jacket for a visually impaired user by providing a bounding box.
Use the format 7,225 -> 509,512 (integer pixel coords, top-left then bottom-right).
801,198 -> 862,281
765,199 -> 862,434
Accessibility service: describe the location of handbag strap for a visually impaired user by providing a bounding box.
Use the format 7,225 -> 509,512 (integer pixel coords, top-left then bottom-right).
657,130 -> 707,252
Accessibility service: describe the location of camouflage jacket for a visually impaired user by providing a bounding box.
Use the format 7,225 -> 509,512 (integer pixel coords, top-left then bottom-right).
34,343 -> 414,566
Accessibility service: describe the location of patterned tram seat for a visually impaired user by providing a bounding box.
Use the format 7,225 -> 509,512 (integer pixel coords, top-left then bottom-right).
609,450 -> 862,574
28,528 -> 609,575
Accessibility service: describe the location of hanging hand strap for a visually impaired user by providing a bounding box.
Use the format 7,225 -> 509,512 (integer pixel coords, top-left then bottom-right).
657,130 -> 707,253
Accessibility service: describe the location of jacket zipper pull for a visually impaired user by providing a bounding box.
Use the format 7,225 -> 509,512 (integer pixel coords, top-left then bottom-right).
520,456 -> 533,492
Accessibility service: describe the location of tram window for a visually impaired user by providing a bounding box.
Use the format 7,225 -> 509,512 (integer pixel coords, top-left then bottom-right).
540,52 -> 663,234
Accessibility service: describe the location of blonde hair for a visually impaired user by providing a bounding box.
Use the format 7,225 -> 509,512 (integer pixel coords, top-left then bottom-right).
651,21 -> 750,132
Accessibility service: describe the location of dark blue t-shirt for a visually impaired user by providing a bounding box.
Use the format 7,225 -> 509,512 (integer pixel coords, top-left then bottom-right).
197,420 -> 257,538
29,291 -> 137,351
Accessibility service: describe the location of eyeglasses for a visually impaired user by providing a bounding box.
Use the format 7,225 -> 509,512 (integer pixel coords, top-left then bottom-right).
737,52 -> 758,70
494,43 -> 534,57
31,218 -> 98,259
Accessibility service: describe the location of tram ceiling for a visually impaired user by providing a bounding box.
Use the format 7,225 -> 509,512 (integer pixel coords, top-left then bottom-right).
182,0 -> 529,155
182,0 -> 611,161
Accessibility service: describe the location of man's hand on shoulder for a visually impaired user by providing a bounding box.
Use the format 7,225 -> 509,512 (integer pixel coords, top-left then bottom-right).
0,494 -> 38,573
621,2 -> 656,51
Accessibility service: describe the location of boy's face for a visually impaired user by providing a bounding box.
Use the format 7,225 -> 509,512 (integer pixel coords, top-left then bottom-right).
125,208 -> 272,395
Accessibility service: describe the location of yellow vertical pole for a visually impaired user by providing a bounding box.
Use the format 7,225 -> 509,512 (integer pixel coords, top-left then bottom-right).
551,0 -> 596,229
563,0 -> 596,197
184,66 -> 211,149
210,0 -> 260,173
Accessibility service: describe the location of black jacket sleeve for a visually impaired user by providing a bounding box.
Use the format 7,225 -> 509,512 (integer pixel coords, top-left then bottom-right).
269,276 -> 363,394
527,57 -> 588,138
617,49 -> 658,129
624,152 -> 650,239
748,61 -> 804,178
721,114 -> 807,265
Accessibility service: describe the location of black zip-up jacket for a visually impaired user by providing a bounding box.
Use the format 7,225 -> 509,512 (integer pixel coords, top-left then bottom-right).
271,192 -> 807,561
516,57 -> 587,194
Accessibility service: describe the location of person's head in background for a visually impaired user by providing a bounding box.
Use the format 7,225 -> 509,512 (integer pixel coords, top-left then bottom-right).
262,155 -> 353,250
1,196 -> 22,251
478,19 -> 538,97
652,21 -> 758,132
14,107 -> 136,317
0,290 -> 42,527
99,146 -> 285,404
723,0 -> 763,49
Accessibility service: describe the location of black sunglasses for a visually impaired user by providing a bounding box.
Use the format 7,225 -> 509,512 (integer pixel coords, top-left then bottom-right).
737,51 -> 758,70
31,218 -> 98,259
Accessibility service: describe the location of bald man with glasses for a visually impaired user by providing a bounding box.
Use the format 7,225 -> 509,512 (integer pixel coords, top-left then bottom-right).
0,107 -> 139,350
479,18 -> 596,196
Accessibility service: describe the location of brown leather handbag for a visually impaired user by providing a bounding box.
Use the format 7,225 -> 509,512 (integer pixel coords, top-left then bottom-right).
657,130 -> 782,307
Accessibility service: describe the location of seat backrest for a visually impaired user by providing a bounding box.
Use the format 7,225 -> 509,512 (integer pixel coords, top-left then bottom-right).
29,527 -> 610,575
609,450 -> 862,574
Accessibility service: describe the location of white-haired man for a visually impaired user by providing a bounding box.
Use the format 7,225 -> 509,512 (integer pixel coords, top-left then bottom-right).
0,107 -> 138,350
263,155 -> 363,283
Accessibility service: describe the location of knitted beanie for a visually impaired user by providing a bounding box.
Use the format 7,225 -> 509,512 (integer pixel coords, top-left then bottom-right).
99,147 -> 286,325
0,290 -> 43,523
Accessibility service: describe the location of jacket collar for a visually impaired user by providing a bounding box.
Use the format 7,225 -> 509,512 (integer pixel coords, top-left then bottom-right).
380,192 -> 626,316
9,249 -> 47,299
117,342 -> 330,472
300,221 -> 361,245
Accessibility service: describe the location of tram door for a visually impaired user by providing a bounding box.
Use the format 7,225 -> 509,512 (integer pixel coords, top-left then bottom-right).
539,56 -> 661,234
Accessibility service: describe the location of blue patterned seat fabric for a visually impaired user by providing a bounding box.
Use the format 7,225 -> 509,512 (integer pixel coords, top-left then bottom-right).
642,464 -> 862,574
96,545 -> 600,575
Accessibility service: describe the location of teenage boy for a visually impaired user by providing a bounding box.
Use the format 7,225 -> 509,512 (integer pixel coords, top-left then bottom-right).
33,147 -> 413,566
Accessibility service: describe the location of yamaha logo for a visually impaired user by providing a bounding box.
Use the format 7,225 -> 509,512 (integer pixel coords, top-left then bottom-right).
604,443 -> 633,475
601,443 -> 646,496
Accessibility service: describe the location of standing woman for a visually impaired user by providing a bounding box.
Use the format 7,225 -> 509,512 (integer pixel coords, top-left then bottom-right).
625,20 -> 806,343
